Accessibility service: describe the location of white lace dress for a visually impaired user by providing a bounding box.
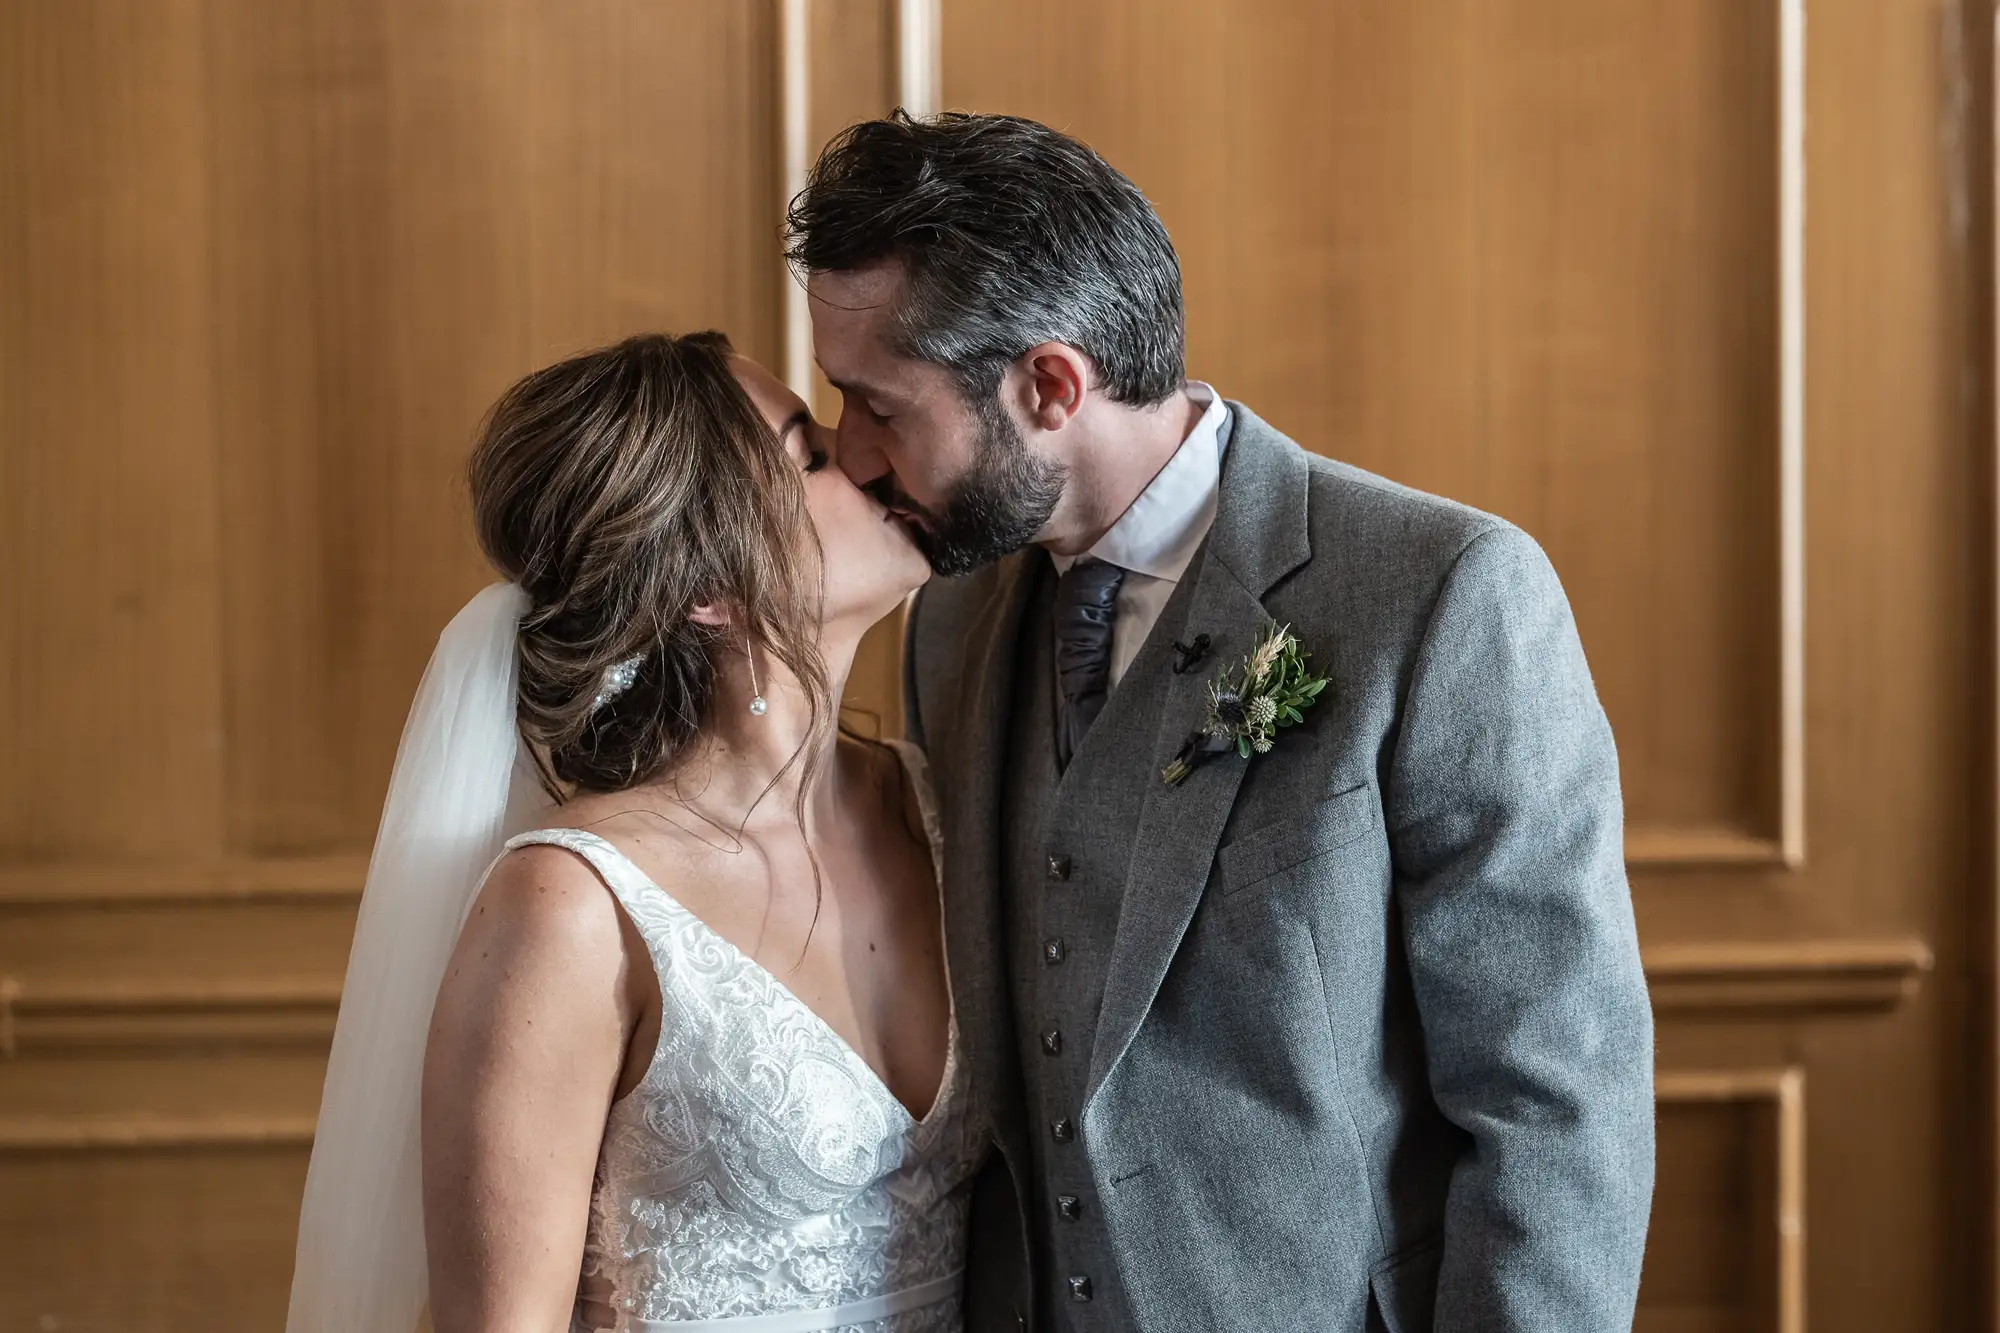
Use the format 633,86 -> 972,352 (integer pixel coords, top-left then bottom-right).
505,741 -> 983,1333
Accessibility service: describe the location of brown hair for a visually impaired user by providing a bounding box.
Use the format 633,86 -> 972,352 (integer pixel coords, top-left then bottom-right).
468,331 -> 830,799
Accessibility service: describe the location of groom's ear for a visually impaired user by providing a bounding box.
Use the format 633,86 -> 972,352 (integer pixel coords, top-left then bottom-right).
1017,342 -> 1092,432
687,600 -> 731,627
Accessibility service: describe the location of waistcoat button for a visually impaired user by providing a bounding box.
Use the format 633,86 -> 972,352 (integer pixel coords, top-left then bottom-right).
1068,1275 -> 1094,1302
1050,1117 -> 1075,1143
1041,1029 -> 1063,1056
1057,1194 -> 1082,1221
1047,853 -> 1072,881
1043,938 -> 1066,965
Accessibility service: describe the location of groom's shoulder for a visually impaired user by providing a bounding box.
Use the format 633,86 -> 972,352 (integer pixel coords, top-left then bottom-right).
1229,402 -> 1518,590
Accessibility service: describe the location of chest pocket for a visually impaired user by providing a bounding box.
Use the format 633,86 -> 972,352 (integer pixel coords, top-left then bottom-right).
1216,780 -> 1378,898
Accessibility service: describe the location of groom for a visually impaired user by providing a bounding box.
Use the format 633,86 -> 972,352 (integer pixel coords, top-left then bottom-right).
789,112 -> 1654,1332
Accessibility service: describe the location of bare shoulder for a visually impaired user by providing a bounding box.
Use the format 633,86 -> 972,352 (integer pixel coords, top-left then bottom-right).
429,838 -> 640,1083
457,841 -> 626,966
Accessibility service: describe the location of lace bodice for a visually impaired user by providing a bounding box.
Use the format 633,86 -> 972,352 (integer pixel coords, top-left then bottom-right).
506,741 -> 983,1333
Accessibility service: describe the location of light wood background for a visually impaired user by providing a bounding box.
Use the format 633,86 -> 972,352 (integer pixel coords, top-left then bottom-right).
0,1 -> 1993,1329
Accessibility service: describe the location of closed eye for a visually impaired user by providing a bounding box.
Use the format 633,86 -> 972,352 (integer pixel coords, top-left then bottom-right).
777,409 -> 825,473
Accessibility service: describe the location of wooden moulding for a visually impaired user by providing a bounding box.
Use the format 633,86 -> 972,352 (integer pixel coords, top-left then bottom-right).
1643,937 -> 1933,1015
1628,0 -> 1808,876
0,933 -> 1933,1042
1653,1066 -> 1807,1333
0,977 -> 343,1055
0,1113 -> 318,1154
0,857 -> 367,907
1625,827 -> 1795,869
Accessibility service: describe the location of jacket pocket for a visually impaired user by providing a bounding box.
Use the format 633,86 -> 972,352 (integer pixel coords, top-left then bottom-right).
1367,1234 -> 1443,1333
1216,781 -> 1377,897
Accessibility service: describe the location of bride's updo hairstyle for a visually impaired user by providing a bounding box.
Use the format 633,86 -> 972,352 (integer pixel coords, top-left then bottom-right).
468,331 -> 829,795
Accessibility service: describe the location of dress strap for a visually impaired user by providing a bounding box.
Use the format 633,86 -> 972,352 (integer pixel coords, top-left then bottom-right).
502,828 -> 670,925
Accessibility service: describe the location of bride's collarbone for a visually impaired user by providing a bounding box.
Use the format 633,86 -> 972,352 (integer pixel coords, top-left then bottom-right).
548,794 -> 948,1103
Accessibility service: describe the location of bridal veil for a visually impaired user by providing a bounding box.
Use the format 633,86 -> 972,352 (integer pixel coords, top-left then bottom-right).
286,582 -> 540,1333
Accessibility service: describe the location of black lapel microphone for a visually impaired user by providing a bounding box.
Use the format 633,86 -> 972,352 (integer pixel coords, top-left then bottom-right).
1172,633 -> 1211,675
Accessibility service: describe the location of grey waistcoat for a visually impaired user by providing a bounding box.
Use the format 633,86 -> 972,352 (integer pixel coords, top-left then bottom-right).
1002,557 -> 1200,1329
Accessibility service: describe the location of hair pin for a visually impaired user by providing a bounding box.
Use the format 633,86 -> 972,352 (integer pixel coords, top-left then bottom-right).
591,654 -> 645,712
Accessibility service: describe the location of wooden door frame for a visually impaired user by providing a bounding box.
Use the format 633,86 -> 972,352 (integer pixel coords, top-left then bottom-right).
1977,0 -> 2000,1325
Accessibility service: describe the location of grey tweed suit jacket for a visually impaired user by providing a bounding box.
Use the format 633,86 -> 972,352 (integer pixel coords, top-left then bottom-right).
904,404 -> 1654,1332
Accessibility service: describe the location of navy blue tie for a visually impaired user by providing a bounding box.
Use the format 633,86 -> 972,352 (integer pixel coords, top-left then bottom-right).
1053,558 -> 1126,770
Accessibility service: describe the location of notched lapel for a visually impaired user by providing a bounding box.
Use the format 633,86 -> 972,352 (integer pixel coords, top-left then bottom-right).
1084,407 -> 1314,1110
1083,554 -> 1266,1108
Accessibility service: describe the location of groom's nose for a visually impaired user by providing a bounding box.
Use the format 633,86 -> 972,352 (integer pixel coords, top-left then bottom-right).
834,408 -> 892,488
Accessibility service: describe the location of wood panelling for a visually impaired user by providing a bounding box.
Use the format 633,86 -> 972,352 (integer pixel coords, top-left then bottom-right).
204,0 -> 783,858
1641,1069 -> 1806,1333
0,934 -> 1919,1062
947,0 -> 1986,1326
0,1040 -> 328,1332
0,1115 -> 320,1152
0,978 -> 342,1054
0,856 -> 367,906
0,1146 -> 312,1330
1645,938 -> 1933,1014
0,0 -> 228,865
0,897 -> 356,991
800,0 -> 908,736
0,0 -> 1988,1328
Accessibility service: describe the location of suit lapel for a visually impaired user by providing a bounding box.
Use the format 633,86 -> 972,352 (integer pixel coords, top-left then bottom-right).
1084,405 -> 1313,1108
941,553 -> 1038,1151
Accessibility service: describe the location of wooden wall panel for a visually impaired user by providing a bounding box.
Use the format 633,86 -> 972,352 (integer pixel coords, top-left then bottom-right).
0,0 -> 227,864
1641,1070 -> 1805,1333
811,0 -> 897,154
206,0 -> 783,857
1464,0 -> 1784,861
0,1148 -> 312,1331
804,0 -> 907,736
0,1044 -> 329,1326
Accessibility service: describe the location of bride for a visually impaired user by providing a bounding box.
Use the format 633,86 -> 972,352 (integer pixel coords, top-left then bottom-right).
285,331 -> 982,1333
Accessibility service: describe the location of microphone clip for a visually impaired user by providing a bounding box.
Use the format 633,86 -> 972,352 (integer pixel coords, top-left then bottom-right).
1172,634 -> 1212,675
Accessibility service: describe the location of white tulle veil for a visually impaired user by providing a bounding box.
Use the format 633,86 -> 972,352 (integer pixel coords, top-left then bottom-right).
287,582 -> 543,1333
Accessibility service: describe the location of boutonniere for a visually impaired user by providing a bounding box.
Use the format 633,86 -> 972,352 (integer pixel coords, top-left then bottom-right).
1162,621 -> 1329,786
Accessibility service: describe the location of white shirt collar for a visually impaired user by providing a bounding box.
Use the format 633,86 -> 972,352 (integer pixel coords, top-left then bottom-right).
1049,381 -> 1226,583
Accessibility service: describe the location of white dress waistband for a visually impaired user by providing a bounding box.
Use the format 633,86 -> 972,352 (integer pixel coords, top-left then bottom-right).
621,1270 -> 962,1333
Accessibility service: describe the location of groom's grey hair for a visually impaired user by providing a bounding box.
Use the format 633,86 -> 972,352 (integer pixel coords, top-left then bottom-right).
785,110 -> 1185,407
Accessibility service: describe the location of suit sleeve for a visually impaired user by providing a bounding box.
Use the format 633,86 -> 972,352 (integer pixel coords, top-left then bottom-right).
900,587 -> 928,751
1386,527 -> 1654,1331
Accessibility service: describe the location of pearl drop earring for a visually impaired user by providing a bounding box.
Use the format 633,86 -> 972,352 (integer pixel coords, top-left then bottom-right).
747,642 -> 768,716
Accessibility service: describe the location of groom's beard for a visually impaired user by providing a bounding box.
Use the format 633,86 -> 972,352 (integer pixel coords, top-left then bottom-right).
870,397 -> 1065,579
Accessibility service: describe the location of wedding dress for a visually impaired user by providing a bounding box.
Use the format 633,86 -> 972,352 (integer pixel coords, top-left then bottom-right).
508,739 -> 985,1333
288,588 -> 980,1333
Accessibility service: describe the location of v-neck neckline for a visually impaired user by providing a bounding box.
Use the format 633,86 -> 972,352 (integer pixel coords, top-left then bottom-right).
618,830 -> 960,1127
540,747 -> 959,1128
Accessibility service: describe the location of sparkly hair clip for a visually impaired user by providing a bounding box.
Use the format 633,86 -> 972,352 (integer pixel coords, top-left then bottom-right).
591,654 -> 645,712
